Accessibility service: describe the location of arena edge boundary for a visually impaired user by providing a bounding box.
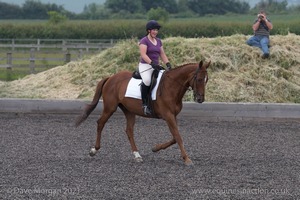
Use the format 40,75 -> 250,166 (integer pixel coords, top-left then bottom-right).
0,98 -> 299,121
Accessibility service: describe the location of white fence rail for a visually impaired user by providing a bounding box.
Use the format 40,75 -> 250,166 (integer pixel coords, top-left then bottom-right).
0,38 -> 118,51
0,39 -> 119,76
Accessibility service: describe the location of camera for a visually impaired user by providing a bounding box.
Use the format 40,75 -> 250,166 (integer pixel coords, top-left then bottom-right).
258,15 -> 264,20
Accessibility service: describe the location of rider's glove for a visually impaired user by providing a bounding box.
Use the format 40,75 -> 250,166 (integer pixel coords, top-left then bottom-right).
166,62 -> 172,70
150,61 -> 161,71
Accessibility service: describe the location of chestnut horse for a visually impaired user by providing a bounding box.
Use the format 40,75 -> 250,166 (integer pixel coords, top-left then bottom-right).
75,60 -> 210,165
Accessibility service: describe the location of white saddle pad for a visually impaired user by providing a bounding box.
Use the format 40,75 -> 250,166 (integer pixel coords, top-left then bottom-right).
125,70 -> 164,100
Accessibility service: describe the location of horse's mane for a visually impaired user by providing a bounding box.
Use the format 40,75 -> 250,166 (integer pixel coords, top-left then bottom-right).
174,63 -> 197,69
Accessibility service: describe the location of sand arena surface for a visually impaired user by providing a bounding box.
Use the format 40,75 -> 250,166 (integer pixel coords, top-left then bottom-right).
1,113 -> 299,199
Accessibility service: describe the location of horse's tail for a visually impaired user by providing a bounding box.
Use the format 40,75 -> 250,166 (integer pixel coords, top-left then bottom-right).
75,77 -> 110,127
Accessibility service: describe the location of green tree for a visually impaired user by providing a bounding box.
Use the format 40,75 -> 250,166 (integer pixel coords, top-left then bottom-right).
252,0 -> 288,14
85,3 -> 98,19
288,4 -> 300,14
0,2 -> 23,19
81,3 -> 110,19
177,0 -> 189,12
187,0 -> 249,15
48,11 -> 67,24
142,0 -> 178,13
147,7 -> 169,22
22,0 -> 48,19
105,0 -> 143,13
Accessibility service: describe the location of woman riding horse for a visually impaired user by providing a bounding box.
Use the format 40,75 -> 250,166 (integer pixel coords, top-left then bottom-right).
75,61 -> 210,166
139,20 -> 172,115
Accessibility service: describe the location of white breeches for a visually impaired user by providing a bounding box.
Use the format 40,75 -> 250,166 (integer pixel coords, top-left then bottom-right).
139,63 -> 154,86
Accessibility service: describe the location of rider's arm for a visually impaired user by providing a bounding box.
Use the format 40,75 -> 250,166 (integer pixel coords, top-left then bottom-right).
139,44 -> 152,64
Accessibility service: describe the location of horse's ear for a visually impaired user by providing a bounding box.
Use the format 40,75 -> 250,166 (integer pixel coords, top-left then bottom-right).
206,60 -> 211,69
199,60 -> 203,68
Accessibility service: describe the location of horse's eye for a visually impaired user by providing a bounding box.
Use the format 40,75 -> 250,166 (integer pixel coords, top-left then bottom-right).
198,77 -> 205,83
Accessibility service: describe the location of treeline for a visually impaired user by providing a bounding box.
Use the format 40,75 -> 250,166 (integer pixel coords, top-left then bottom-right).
0,0 -> 75,19
0,0 -> 299,20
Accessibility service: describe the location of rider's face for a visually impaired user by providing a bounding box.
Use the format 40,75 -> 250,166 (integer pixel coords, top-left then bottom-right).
149,29 -> 159,38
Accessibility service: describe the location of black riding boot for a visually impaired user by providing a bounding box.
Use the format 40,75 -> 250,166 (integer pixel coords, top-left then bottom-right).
141,83 -> 152,115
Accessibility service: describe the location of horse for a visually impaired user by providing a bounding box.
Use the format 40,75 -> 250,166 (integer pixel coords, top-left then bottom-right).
75,60 -> 210,165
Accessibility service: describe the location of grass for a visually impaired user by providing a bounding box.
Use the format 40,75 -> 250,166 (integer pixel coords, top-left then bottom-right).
0,34 -> 299,103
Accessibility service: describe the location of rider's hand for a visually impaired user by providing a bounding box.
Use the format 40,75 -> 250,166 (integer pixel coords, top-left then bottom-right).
166,62 -> 172,70
150,61 -> 161,71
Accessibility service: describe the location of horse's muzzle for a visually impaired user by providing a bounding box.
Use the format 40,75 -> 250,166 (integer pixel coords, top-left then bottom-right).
194,94 -> 204,103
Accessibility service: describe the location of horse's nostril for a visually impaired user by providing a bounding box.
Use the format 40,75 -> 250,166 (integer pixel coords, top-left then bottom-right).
196,95 -> 204,103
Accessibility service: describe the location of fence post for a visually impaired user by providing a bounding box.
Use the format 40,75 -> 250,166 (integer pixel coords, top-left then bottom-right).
6,52 -> 12,80
6,52 -> 12,68
12,39 -> 15,51
30,48 -> 35,74
78,49 -> 83,59
65,51 -> 71,63
62,39 -> 67,51
86,39 -> 89,52
37,39 -> 40,51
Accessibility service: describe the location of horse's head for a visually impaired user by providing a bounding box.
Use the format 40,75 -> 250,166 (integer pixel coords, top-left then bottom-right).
190,60 -> 210,103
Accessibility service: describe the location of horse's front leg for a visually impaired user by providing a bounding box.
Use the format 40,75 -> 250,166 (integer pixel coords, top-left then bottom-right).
152,116 -> 178,152
165,115 -> 193,166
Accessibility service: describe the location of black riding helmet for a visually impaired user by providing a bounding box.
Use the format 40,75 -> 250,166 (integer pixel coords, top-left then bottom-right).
146,20 -> 161,31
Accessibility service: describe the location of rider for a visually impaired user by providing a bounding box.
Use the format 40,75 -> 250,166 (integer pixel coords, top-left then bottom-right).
139,20 -> 172,115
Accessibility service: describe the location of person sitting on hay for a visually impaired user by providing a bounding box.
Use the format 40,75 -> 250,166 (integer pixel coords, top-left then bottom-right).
246,10 -> 273,59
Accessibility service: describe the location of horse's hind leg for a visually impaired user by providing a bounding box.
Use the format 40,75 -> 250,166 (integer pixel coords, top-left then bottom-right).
121,107 -> 142,162
90,109 -> 115,157
152,138 -> 176,152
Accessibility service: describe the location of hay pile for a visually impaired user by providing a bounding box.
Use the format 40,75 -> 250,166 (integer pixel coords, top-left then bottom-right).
0,34 -> 299,103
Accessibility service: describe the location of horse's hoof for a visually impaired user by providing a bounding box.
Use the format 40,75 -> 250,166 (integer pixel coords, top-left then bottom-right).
133,151 -> 143,162
152,145 -> 160,152
185,158 -> 193,166
89,148 -> 97,157
134,157 -> 143,163
152,147 -> 158,152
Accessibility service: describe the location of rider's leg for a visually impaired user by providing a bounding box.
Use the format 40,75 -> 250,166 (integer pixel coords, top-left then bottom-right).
139,63 -> 153,115
141,82 -> 151,115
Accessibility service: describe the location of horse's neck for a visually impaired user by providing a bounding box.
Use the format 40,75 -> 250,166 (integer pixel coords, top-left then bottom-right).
172,65 -> 195,85
164,65 -> 196,98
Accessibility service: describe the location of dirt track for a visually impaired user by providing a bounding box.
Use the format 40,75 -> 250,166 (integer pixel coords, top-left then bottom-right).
0,113 -> 299,199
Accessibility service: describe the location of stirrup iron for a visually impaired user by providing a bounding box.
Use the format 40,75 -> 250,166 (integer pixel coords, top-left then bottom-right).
143,105 -> 152,115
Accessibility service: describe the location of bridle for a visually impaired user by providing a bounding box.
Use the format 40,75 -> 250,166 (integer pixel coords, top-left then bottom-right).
189,67 -> 208,101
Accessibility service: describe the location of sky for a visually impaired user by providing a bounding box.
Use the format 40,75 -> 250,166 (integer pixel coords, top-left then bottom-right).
0,0 -> 105,13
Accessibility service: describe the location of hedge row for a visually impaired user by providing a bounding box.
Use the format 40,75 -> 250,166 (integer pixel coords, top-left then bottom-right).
0,19 -> 299,39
